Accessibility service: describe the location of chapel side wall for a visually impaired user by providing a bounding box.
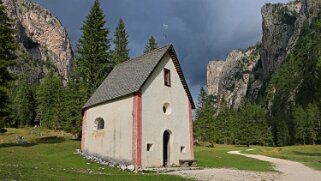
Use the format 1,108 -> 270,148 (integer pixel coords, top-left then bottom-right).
141,53 -> 193,167
82,95 -> 133,164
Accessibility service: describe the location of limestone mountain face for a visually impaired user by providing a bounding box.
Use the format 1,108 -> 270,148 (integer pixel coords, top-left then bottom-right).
260,0 -> 320,78
207,0 -> 320,111
261,1 -> 302,78
3,0 -> 73,80
207,61 -> 224,101
261,0 -> 321,78
207,48 -> 260,110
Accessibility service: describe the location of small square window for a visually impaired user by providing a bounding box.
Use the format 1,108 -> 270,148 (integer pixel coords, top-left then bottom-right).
164,68 -> 171,87
180,146 -> 186,153
147,143 -> 154,151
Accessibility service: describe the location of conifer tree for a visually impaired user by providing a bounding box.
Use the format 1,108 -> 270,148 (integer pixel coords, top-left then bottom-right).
62,75 -> 87,138
293,105 -> 306,144
236,100 -> 272,146
0,0 -> 17,128
193,87 -> 216,143
11,74 -> 36,127
144,36 -> 158,53
293,103 -> 320,145
216,103 -> 235,144
112,18 -> 129,67
306,103 -> 319,145
275,113 -> 290,146
76,0 -> 111,98
36,72 -> 64,130
316,57 -> 321,105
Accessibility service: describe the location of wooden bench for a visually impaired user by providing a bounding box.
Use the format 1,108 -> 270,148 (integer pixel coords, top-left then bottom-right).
179,159 -> 197,167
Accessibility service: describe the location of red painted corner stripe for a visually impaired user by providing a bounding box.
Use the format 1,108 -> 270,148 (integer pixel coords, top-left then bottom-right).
81,111 -> 87,151
132,92 -> 142,168
188,101 -> 194,158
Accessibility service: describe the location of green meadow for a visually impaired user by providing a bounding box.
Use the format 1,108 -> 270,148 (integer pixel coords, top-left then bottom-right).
244,145 -> 321,171
1,128 -> 321,180
0,128 -> 189,181
195,145 -> 274,171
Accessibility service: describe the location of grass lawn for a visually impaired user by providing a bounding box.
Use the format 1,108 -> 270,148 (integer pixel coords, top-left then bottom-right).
4,129 -> 321,180
195,145 -> 274,171
0,128 -> 190,181
244,145 -> 321,171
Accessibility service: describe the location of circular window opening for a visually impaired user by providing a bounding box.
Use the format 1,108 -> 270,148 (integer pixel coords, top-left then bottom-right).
163,103 -> 172,115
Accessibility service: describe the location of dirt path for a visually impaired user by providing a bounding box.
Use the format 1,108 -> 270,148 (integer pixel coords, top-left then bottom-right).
170,150 -> 321,181
229,151 -> 321,181
170,168 -> 279,181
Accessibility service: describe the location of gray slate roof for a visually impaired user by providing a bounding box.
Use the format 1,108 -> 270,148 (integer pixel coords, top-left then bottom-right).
83,44 -> 195,110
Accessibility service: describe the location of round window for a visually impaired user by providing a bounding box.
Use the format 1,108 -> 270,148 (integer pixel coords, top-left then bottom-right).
94,118 -> 104,130
162,103 -> 172,115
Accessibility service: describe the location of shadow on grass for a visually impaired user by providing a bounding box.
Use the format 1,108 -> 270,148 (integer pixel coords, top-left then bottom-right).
292,151 -> 321,157
0,136 -> 65,148
235,145 -> 250,147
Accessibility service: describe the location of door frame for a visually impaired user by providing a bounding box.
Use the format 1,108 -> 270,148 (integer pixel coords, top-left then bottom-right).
163,130 -> 173,167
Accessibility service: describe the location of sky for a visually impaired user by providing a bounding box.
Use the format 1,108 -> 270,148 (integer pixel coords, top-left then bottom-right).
33,0 -> 289,102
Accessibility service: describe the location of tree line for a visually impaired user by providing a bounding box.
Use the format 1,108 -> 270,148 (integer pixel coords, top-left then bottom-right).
0,0 -> 159,136
193,86 -> 321,146
193,87 -> 273,146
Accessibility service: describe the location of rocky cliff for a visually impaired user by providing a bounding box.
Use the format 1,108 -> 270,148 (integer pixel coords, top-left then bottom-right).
3,0 -> 73,80
207,0 -> 321,111
261,1 -> 301,77
207,47 -> 260,110
207,61 -> 224,101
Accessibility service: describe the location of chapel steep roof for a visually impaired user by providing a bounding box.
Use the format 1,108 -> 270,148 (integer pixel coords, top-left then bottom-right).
83,44 -> 195,110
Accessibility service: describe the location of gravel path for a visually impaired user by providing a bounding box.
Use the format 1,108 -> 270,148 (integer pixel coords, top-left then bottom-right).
170,150 -> 321,181
170,168 -> 279,181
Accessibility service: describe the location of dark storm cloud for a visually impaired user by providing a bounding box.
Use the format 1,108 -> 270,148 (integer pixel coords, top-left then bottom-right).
33,0 -> 289,100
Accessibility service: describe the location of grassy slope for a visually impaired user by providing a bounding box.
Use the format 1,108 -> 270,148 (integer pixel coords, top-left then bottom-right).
244,146 -> 321,171
0,128 -> 189,181
0,128 -> 288,180
195,145 -> 274,171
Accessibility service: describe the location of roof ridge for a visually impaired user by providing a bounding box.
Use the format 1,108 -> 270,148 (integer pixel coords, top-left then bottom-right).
113,44 -> 172,69
131,44 -> 171,62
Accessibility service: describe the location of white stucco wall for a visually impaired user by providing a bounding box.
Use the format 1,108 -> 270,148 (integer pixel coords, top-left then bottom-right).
141,53 -> 193,167
83,95 -> 133,164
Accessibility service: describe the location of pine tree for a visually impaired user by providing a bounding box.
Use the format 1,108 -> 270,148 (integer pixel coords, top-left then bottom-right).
11,74 -> 36,127
236,100 -> 272,146
193,87 -> 216,143
144,36 -> 158,53
76,0 -> 111,98
306,103 -> 319,145
62,75 -> 87,138
112,18 -> 129,67
293,105 -> 307,144
316,57 -> 321,105
36,72 -> 64,130
216,103 -> 235,145
275,113 -> 290,146
0,0 -> 17,128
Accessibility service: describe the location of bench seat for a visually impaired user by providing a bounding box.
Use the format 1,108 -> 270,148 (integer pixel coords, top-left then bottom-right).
179,159 -> 197,167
